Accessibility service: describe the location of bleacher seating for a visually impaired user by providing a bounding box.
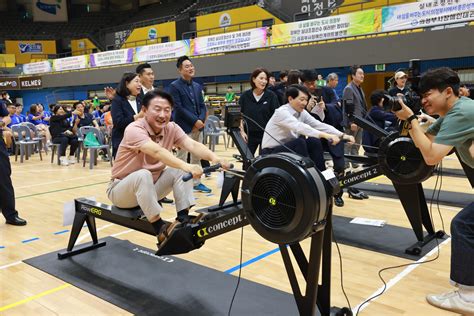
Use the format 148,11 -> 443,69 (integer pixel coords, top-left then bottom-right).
125,1 -> 195,24
192,0 -> 256,16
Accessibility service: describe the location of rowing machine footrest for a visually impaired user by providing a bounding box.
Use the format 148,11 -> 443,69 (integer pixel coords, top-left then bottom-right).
156,225 -> 203,256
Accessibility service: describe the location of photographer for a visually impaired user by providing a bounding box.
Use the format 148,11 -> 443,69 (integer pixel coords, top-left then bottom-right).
301,69 -> 326,121
394,67 -> 474,315
388,71 -> 410,97
362,90 -> 397,154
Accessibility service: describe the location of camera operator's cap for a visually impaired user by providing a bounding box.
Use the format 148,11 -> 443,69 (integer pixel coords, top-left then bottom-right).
395,71 -> 408,79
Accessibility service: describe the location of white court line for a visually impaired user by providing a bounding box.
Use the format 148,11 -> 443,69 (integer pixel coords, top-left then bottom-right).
15,173 -> 110,189
76,223 -> 115,243
352,237 -> 451,314
0,261 -> 22,271
111,230 -> 134,238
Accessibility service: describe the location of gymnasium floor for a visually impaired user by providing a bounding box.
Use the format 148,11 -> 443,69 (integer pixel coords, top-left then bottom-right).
0,143 -> 471,315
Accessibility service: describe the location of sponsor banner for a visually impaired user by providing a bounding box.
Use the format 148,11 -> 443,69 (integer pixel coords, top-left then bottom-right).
33,0 -> 68,22
272,9 -> 377,45
382,0 -> 474,32
114,29 -> 132,49
53,55 -> 88,72
20,76 -> 43,89
193,28 -> 268,55
89,48 -> 134,68
135,40 -> 190,62
0,78 -> 20,90
19,43 -> 43,54
23,60 -> 52,75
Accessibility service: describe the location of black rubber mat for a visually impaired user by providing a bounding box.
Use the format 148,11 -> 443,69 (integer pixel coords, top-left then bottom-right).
24,237 -> 299,316
333,215 -> 448,260
353,182 -> 472,208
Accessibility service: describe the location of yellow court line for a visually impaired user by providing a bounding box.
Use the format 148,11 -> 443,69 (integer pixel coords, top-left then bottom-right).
0,284 -> 71,312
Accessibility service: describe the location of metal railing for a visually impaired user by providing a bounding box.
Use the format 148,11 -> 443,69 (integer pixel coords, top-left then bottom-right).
183,18 -> 274,39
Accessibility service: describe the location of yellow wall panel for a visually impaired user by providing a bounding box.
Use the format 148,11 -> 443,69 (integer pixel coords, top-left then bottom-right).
123,21 -> 177,47
5,40 -> 56,64
0,54 -> 16,67
196,5 -> 283,36
71,38 -> 98,56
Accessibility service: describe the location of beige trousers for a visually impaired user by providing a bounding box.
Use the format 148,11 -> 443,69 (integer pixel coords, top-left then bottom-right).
107,168 -> 195,220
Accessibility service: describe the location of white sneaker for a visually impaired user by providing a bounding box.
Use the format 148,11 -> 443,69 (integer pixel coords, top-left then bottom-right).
59,157 -> 69,166
68,156 -> 76,164
426,291 -> 474,315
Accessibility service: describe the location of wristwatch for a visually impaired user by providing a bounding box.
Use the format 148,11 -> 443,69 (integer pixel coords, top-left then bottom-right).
407,114 -> 418,123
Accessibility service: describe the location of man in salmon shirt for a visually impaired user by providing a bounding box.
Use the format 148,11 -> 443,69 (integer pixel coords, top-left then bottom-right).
107,89 -> 230,249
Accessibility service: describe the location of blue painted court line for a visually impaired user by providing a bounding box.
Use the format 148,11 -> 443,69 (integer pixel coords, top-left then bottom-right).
0,246 -> 5,249
224,246 -> 281,274
54,230 -> 70,235
206,193 -> 214,197
22,237 -> 40,244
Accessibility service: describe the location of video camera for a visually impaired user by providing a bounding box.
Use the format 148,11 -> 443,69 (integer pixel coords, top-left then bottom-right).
383,59 -> 422,113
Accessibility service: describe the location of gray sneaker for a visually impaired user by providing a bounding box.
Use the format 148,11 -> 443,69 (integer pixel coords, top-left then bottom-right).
426,291 -> 474,315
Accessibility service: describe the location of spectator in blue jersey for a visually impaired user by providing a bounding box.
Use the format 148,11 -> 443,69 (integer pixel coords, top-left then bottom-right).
6,103 -> 21,128
38,104 -> 51,125
15,104 -> 27,122
28,104 -> 51,143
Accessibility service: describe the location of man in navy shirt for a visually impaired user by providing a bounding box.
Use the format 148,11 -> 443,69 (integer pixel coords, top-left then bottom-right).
0,100 -> 27,226
168,56 -> 211,193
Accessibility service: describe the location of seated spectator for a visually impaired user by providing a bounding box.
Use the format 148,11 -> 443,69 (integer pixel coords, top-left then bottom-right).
261,85 -> 354,171
50,105 -> 80,166
362,90 -> 397,154
15,104 -> 27,123
72,101 -> 99,132
6,104 -> 21,128
27,104 -> 51,143
38,104 -> 51,125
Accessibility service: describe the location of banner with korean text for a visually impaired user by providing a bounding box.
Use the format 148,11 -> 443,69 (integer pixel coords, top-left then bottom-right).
193,28 -> 268,55
135,40 -> 190,62
23,60 -> 52,75
382,0 -> 474,32
53,55 -> 88,72
89,48 -> 134,68
271,9 -> 378,45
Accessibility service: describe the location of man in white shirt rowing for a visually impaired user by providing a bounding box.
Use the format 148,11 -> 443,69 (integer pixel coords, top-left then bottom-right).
261,84 -> 355,170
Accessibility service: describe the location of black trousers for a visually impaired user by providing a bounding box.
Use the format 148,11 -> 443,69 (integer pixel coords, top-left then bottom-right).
451,202 -> 474,286
0,136 -> 18,220
52,135 -> 79,157
261,136 -> 326,171
247,131 -> 264,157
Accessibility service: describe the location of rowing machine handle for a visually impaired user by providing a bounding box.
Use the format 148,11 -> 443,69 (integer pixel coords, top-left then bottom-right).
182,163 -> 234,182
